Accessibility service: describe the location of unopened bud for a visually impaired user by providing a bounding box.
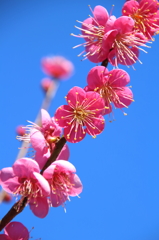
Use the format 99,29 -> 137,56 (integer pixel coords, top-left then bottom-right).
16,125 -> 25,136
41,78 -> 53,92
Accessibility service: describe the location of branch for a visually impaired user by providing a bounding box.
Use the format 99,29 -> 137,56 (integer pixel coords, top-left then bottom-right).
0,136 -> 67,231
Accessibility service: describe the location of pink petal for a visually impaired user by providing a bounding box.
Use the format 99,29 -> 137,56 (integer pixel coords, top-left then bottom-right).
113,16 -> 134,34
35,148 -> 50,169
13,158 -> 40,178
0,234 -> 11,240
69,174 -> 83,196
85,115 -> 105,136
4,222 -> 29,240
41,109 -> 52,130
66,86 -> 86,107
0,168 -> 20,194
52,160 -> 76,173
51,117 -> 62,136
50,190 -> 67,207
32,172 -> 50,196
122,0 -> 139,16
86,44 -> 109,63
30,129 -> 47,152
87,66 -> 108,90
104,15 -> 116,32
140,0 -> 158,13
43,165 -> 56,179
85,91 -> 105,115
102,29 -> 118,50
114,87 -> 133,108
57,144 -> 70,161
64,123 -> 86,143
54,105 -> 73,127
108,69 -> 130,87
81,18 -> 94,40
93,5 -> 109,26
29,197 -> 49,218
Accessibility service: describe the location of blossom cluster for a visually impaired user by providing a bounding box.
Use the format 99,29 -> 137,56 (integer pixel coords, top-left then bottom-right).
0,0 -> 158,236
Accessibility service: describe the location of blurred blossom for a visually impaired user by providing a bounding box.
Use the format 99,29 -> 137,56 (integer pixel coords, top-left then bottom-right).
41,56 -> 74,80
0,190 -> 12,203
16,125 -> 25,136
41,78 -> 54,92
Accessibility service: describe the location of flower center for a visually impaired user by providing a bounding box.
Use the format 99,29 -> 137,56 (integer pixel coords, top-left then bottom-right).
14,179 -> 41,199
74,108 -> 88,122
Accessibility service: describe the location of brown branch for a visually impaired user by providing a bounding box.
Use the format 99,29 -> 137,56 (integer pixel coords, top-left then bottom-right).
0,197 -> 28,231
101,58 -> 109,68
0,136 -> 67,231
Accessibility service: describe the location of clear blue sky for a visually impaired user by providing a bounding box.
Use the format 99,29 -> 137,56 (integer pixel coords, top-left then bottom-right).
0,0 -> 159,240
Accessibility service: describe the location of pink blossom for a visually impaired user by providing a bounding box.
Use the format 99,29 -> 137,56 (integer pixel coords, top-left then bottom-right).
41,56 -> 74,80
17,109 -> 70,169
16,126 -> 25,136
0,221 -> 29,240
43,160 -> 83,208
122,0 -> 159,39
41,78 -> 54,92
85,66 -> 133,115
72,5 -> 114,63
103,16 -> 148,66
0,158 -> 50,218
54,86 -> 105,143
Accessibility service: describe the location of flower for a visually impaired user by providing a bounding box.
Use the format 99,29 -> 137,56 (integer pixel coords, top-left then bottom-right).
54,86 -> 105,143
41,56 -> 74,80
103,16 -> 148,66
0,221 -> 29,240
72,5 -> 113,63
43,160 -> 82,208
16,125 -> 25,136
17,109 -> 70,169
0,158 -> 50,218
85,66 -> 133,115
122,0 -> 159,39
41,78 -> 54,92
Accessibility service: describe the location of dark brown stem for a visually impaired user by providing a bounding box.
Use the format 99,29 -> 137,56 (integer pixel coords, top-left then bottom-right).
0,197 -> 28,231
0,136 -> 67,231
101,58 -> 109,68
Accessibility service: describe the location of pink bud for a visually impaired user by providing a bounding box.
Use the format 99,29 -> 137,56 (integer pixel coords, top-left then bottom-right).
41,78 -> 53,92
3,192 -> 12,202
16,125 -> 25,136
41,56 -> 74,80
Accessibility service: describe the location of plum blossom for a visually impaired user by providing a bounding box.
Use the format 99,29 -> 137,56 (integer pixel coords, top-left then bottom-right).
43,160 -> 83,208
17,109 -> 70,169
102,16 -> 149,66
0,158 -> 50,218
73,5 -> 149,66
122,0 -> 159,39
72,5 -> 113,63
41,56 -> 74,80
85,66 -> 133,115
54,86 -> 105,143
0,222 -> 29,240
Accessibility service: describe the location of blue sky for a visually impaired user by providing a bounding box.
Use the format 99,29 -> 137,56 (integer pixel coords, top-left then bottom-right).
0,0 -> 159,240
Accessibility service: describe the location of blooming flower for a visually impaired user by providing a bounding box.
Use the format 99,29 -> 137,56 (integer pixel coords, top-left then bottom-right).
72,5 -> 113,63
41,56 -> 74,80
0,158 -> 50,218
103,16 -> 148,66
54,86 -> 105,143
73,5 -> 148,66
85,66 -> 133,115
17,109 -> 70,169
122,0 -> 159,39
0,221 -> 29,240
43,160 -> 82,208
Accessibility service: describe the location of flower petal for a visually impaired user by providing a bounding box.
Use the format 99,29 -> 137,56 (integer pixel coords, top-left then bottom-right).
66,86 -> 86,107
50,190 -> 67,207
108,69 -> 130,87
87,66 -> 108,89
113,16 -> 134,34
52,160 -> 76,173
4,222 -> 29,240
57,144 -> 70,161
29,197 -> 49,218
13,158 -> 40,178
32,172 -> 50,196
69,174 -> 83,196
93,5 -> 109,26
114,87 -> 133,108
122,0 -> 139,16
64,123 -> 86,143
30,129 -> 47,152
85,115 -> 105,136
